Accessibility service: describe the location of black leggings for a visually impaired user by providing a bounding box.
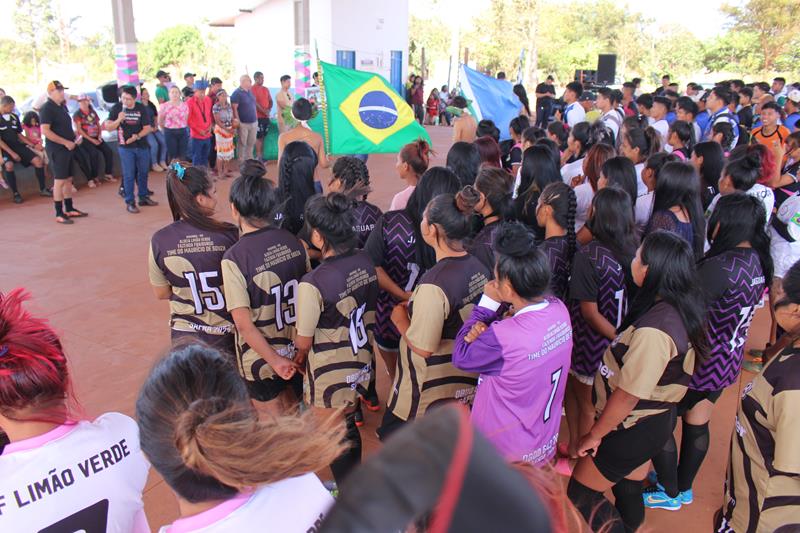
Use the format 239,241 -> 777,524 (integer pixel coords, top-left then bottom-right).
74,142 -> 100,180
81,140 -> 115,176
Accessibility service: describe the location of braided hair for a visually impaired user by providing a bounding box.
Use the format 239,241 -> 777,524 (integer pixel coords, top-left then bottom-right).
278,141 -> 318,234
538,182 -> 577,274
332,156 -> 371,202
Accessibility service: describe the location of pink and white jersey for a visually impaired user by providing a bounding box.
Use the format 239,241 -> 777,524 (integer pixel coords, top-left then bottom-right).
0,412 -> 149,532
158,473 -> 333,533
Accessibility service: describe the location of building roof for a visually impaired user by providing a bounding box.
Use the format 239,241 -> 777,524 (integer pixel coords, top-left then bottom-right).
208,1 -> 268,27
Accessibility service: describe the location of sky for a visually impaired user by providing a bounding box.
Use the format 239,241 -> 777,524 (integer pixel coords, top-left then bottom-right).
0,0 -> 729,42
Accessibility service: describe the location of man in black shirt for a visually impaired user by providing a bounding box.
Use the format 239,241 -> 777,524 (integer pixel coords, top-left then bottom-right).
104,85 -> 157,214
0,95 -> 50,203
40,81 -> 87,224
534,75 -> 556,128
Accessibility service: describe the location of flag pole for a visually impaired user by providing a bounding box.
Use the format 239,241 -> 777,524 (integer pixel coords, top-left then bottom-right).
315,40 -> 331,155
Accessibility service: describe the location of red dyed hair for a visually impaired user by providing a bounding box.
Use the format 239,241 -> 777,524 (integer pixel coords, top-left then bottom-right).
474,136 -> 502,169
750,143 -> 776,185
0,289 -> 72,421
399,139 -> 432,176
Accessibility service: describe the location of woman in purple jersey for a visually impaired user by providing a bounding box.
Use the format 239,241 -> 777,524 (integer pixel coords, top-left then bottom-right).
365,167 -> 461,382
645,194 -> 772,510
328,156 -> 382,249
453,222 -> 572,465
564,187 -> 638,459
465,167 -> 515,271
536,182 -> 577,301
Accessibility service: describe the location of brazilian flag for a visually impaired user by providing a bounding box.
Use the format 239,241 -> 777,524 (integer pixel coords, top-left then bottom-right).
317,61 -> 431,154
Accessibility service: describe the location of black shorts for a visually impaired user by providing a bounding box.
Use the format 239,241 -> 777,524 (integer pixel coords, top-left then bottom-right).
377,409 -> 407,442
46,144 -> 75,180
592,408 -> 676,483
246,373 -> 302,402
2,142 -> 37,167
257,117 -> 271,139
678,389 -> 723,416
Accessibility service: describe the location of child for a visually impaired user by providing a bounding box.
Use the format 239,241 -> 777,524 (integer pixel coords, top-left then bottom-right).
212,89 -> 237,178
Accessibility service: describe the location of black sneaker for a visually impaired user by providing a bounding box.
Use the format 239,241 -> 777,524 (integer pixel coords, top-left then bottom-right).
12,192 -> 23,204
39,188 -> 53,197
138,197 -> 159,207
353,403 -> 364,427
118,186 -> 125,198
146,189 -> 155,196
126,203 -> 140,214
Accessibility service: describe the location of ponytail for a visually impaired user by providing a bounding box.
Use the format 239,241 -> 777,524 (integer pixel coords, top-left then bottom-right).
166,162 -> 235,233
278,141 -> 317,234
425,189 -> 477,250
400,139 -> 432,176
474,166 -> 514,221
229,160 -> 280,227
539,182 -> 577,274
304,192 -> 357,255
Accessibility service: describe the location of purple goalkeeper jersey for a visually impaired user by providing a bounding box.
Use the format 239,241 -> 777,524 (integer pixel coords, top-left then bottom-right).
453,296 -> 573,464
539,235 -> 571,302
568,240 -> 628,378
691,248 -> 767,391
352,200 -> 383,249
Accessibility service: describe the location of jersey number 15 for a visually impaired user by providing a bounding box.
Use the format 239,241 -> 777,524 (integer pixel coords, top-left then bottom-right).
183,271 -> 224,314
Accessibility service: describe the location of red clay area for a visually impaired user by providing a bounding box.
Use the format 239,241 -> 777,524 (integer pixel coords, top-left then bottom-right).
0,126 -> 768,531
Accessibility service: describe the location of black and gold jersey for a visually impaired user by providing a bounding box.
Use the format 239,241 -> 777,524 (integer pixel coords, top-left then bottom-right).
719,347 -> 800,533
295,250 -> 378,408
594,301 -> 695,429
148,220 -> 238,343
387,254 -> 490,421
221,226 -> 309,382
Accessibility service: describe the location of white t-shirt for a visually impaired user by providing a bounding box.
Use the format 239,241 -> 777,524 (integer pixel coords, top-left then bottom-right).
635,191 -> 654,232
389,185 -> 415,211
0,413 -> 149,533
652,119 -> 669,145
692,122 -> 702,145
574,181 -> 594,231
600,110 -> 620,140
634,163 -> 647,196
512,166 -> 522,199
561,158 -> 584,184
706,185 -> 775,226
564,102 -> 585,128
158,473 -> 333,533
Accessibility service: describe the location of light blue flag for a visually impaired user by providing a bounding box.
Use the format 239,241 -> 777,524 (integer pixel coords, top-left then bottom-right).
458,65 -> 521,141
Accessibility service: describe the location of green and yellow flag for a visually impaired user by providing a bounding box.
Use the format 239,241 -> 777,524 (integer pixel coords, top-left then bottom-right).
317,60 -> 431,154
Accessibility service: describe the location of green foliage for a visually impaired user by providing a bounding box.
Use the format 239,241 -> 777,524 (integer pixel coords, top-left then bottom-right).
721,0 -> 799,72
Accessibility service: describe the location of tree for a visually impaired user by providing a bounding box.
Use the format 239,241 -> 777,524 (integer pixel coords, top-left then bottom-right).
138,25 -> 206,78
721,0 -> 800,73
14,0 -> 58,84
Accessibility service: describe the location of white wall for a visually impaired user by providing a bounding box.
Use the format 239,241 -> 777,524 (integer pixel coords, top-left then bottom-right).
233,1 -> 297,86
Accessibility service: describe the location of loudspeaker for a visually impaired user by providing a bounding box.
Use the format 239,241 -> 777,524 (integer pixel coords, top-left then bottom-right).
597,54 -> 617,85
100,83 -> 119,106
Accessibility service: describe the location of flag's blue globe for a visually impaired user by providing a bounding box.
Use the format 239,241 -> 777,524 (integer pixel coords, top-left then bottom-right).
358,91 -> 398,129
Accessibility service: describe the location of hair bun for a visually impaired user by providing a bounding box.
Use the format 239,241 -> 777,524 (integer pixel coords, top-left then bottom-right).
325,192 -> 351,214
455,185 -> 481,214
240,159 -> 267,180
175,397 -> 228,470
493,222 -> 537,258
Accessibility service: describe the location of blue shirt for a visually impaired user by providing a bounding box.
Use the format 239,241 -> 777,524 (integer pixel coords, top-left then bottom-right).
230,88 -> 257,124
786,112 -> 800,132
666,111 -> 676,125
696,110 -> 710,134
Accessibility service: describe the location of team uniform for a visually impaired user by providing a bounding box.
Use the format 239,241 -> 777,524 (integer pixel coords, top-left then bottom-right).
706,187 -> 775,227
749,124 -> 790,150
539,235 -> 571,301
770,181 -> 800,278
453,295 -> 573,464
351,200 -> 383,249
383,255 -> 490,435
593,301 -> 696,482
364,210 -> 421,352
687,248 -> 766,405
295,251 -> 378,408
157,473 -> 333,533
148,220 -> 239,352
718,347 -> 800,533
569,240 -> 628,383
221,226 -> 309,402
0,112 -> 37,166
467,219 -> 501,272
0,413 -> 149,533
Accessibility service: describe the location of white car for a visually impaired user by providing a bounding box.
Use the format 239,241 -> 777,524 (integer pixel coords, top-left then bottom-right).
18,86 -> 118,144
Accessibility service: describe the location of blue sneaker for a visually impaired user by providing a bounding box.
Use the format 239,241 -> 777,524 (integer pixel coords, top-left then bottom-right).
642,487 -> 681,510
679,488 -> 693,505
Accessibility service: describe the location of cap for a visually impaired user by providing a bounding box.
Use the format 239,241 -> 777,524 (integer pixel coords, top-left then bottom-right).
156,70 -> 169,79
210,77 -> 223,85
578,91 -> 596,102
193,79 -> 209,90
76,93 -> 90,101
788,89 -> 800,104
184,72 -> 196,79
47,80 -> 67,92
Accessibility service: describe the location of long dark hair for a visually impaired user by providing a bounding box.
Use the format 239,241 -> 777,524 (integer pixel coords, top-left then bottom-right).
600,156 -> 638,217
493,222 -> 549,299
332,156 -> 371,202
692,141 -> 724,203
705,193 -> 773,288
166,163 -> 235,232
229,160 -> 280,228
304,193 -> 357,255
474,166 -> 514,221
538,182 -> 577,275
446,141 -> 481,187
517,145 -> 561,218
278,141 -> 318,234
424,190 -> 477,252
723,148 -> 761,191
587,187 -> 638,270
620,231 -> 709,364
669,120 -> 695,153
513,84 -> 532,117
406,166 -> 462,269
649,162 -> 705,259
624,126 -> 662,163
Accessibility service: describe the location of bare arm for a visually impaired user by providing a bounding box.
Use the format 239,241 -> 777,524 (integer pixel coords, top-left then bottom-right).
579,300 -> 617,340
578,388 -> 640,456
376,267 -> 412,301
41,124 -> 75,149
231,307 -> 298,374
231,102 -> 240,122
151,285 -> 172,300
392,303 -> 433,358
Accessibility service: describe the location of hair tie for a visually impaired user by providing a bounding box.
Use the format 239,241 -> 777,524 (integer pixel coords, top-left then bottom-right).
0,346 -> 8,357
171,162 -> 185,180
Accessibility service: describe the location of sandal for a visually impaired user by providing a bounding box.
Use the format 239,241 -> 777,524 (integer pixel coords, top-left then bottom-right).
64,209 -> 88,218
56,216 -> 74,224
88,180 -> 98,188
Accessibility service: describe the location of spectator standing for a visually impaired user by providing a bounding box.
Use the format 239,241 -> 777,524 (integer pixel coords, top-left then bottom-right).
186,79 -> 213,168
425,88 -> 440,125
40,81 -> 87,224
72,94 -> 117,184
231,74 -> 258,162
276,75 -> 293,133
154,70 -> 171,104
158,85 -> 189,162
562,81 -> 586,128
411,76 -> 424,124
207,77 -> 223,171
140,88 -> 167,171
0,96 -> 50,203
535,75 -> 557,128
105,85 -> 157,214
252,71 -> 273,160
785,89 -> 800,132
750,101 -> 790,150
212,88 -> 237,179
182,72 -> 195,95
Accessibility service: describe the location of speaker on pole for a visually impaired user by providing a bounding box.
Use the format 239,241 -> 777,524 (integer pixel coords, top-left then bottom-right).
597,54 -> 617,85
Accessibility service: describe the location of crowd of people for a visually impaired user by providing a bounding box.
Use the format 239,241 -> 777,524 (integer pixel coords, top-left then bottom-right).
2,69 -> 800,533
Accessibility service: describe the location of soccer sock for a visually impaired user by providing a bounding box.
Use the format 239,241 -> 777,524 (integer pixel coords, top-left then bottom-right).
329,411 -> 362,486
54,201 -> 64,217
612,478 -> 645,533
4,169 -> 18,193
567,478 -> 626,533
677,421 -> 710,493
35,167 -> 46,190
366,364 -> 378,403
650,434 -> 679,498
64,198 -> 74,212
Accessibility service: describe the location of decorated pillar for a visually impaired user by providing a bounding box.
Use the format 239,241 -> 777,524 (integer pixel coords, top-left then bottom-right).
111,0 -> 139,88
294,47 -> 312,97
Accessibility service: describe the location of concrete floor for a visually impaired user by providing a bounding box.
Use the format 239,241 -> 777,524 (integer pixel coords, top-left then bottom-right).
0,125 -> 767,532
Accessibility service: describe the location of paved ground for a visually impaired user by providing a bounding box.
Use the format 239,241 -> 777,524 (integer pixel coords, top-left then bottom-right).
0,125 -> 768,531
